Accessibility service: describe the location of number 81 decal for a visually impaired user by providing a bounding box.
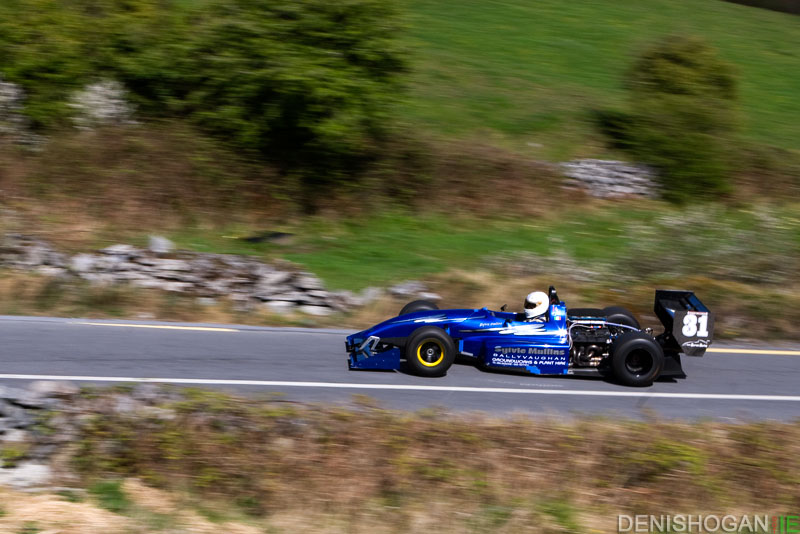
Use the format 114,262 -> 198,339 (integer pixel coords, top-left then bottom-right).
682,312 -> 710,338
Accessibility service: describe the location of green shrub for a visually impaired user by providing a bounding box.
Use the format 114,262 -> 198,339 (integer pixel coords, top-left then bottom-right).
0,0 -> 406,190
622,36 -> 740,203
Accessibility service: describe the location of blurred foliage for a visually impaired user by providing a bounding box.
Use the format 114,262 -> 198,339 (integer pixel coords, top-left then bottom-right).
0,0 -> 406,193
610,36 -> 740,203
723,0 -> 800,14
70,387 -> 800,529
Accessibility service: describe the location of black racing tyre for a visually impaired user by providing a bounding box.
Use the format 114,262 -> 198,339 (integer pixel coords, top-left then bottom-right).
404,327 -> 455,377
399,300 -> 439,316
611,331 -> 664,387
603,306 -> 641,329
567,308 -> 606,318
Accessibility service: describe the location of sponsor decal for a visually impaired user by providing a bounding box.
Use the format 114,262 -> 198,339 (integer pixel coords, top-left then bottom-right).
682,339 -> 711,349
498,324 -> 567,336
391,314 -> 450,324
490,345 -> 568,368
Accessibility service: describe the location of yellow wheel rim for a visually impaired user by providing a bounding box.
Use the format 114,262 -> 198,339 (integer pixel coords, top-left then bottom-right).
416,338 -> 445,367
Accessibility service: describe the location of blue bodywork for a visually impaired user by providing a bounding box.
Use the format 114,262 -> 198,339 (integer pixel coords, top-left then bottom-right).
346,303 -> 572,375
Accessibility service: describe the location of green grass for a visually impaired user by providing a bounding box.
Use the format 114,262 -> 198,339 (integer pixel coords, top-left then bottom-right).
88,480 -> 131,515
167,208 -> 653,289
400,0 -> 800,158
167,202 -> 800,290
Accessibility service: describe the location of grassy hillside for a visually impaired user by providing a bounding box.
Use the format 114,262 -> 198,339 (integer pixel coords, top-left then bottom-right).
401,0 -> 800,158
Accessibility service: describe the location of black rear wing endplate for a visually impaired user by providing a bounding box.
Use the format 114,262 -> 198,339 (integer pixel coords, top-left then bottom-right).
654,290 -> 715,356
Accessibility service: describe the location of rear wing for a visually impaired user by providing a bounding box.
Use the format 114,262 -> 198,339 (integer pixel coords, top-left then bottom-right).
654,290 -> 714,356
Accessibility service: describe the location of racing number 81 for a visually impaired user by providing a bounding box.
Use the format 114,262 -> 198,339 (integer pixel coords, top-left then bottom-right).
682,313 -> 709,337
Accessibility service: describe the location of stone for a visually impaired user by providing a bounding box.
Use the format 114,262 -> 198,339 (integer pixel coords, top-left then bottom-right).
93,255 -> 125,271
389,280 -> 427,298
159,281 -> 194,292
298,305 -> 333,316
148,235 -> 175,255
359,287 -> 383,304
0,386 -> 31,406
69,253 -> 96,273
0,233 -> 370,312
131,383 -> 163,403
113,396 -> 140,414
252,285 -> 285,301
69,80 -> 135,129
29,443 -> 58,460
3,407 -> 33,428
112,271 -> 152,282
1,429 -> 29,443
100,244 -> 140,257
264,301 -> 297,313
28,380 -> 79,399
149,259 -> 191,271
200,280 -> 232,294
257,270 -> 293,287
561,159 -> 657,198
0,78 -> 42,145
267,291 -> 305,303
326,290 -> 358,311
294,273 -> 324,290
255,264 -> 277,277
35,266 -> 67,277
0,462 -> 52,488
417,292 -> 442,301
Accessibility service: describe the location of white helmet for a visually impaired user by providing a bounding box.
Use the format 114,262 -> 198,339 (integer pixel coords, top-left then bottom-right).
524,291 -> 549,319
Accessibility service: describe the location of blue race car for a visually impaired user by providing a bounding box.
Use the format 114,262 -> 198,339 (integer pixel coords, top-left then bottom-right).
345,287 -> 714,387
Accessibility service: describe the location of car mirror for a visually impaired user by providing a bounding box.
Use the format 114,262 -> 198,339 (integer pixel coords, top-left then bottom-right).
500,304 -> 507,311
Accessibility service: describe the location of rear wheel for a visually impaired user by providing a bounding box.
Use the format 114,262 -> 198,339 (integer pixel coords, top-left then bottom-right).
611,331 -> 664,387
405,327 -> 455,377
400,300 -> 439,316
567,308 -> 605,318
603,306 -> 641,329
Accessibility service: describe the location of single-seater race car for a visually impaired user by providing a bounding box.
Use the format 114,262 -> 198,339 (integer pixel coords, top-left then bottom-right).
345,287 -> 714,386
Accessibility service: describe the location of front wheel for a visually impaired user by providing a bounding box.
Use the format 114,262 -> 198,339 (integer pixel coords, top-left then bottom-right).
611,331 -> 664,387
405,327 -> 455,377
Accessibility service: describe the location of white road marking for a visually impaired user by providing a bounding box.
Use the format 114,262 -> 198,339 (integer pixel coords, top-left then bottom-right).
77,322 -> 238,332
706,348 -> 800,356
0,374 -> 799,402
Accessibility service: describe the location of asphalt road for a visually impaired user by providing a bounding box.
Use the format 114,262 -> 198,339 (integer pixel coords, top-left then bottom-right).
0,315 -> 798,420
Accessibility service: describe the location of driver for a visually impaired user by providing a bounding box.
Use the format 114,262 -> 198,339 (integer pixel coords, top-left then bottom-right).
523,291 -> 549,321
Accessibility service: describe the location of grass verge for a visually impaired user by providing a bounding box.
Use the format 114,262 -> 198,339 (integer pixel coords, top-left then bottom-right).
41,387 -> 797,532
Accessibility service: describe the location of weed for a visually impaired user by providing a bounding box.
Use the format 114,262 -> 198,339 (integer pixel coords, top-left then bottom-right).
88,479 -> 131,514
1,444 -> 29,468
